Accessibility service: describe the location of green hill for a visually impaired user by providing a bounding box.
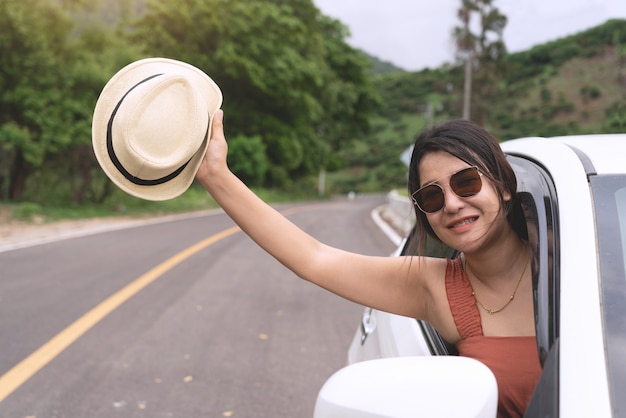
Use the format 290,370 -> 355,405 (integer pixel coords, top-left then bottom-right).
329,19 -> 626,194
370,19 -> 625,137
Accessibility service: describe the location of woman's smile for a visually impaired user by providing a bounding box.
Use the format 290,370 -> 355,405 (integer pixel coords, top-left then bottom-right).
447,216 -> 478,230
418,151 -> 508,252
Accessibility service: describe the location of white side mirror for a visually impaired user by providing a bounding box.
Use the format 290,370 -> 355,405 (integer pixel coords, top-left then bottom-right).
314,356 -> 498,418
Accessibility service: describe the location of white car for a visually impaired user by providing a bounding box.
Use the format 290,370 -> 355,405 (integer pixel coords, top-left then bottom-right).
314,134 -> 626,417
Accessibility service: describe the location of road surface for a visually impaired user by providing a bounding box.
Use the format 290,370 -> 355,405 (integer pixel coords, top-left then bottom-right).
0,195 -> 397,417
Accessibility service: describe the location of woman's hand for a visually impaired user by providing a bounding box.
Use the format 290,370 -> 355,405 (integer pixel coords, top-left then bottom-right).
195,109 -> 227,188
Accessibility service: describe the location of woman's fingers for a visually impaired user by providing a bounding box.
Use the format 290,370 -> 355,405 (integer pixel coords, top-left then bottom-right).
196,109 -> 227,183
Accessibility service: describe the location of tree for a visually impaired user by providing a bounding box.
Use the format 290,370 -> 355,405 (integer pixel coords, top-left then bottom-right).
0,0 -> 380,203
452,0 -> 507,123
227,134 -> 269,187
0,0 -> 139,203
316,16 -> 381,152
132,0 -> 378,187
0,0 -> 74,200
455,4 -> 475,120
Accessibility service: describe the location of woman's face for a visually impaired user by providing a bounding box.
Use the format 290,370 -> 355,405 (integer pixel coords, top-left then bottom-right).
417,151 -> 511,254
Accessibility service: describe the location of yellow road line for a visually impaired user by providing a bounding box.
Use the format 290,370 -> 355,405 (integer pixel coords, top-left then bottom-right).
0,225 -> 241,402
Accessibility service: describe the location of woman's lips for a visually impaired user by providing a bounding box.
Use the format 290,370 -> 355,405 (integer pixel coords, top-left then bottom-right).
447,216 -> 478,229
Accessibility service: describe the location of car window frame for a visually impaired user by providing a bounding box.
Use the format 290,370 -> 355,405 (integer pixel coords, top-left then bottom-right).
399,235 -> 459,355
506,155 -> 560,418
402,155 -> 562,366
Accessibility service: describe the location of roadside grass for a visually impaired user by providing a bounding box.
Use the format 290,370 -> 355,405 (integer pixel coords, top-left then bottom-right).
1,182 -> 328,224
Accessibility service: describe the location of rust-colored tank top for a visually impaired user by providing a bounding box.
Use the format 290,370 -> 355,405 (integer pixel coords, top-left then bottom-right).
445,258 -> 542,418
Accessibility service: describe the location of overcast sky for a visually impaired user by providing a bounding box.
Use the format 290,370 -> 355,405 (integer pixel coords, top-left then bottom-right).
313,0 -> 626,71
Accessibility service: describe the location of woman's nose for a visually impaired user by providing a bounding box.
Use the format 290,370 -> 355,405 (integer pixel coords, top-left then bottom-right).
442,184 -> 465,213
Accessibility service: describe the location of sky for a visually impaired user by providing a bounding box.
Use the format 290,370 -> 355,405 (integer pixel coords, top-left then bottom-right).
313,0 -> 626,71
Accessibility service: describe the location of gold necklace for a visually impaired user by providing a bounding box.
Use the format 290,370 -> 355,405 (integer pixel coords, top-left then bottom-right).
465,250 -> 529,315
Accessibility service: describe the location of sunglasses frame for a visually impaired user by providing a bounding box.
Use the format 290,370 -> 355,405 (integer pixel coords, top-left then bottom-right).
411,166 -> 483,214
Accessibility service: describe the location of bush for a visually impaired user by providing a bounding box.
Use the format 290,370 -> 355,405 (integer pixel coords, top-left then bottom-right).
227,134 -> 269,187
12,202 -> 44,221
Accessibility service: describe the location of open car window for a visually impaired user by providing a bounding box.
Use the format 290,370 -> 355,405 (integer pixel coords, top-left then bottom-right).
507,155 -> 560,418
400,227 -> 459,356
400,154 -> 561,377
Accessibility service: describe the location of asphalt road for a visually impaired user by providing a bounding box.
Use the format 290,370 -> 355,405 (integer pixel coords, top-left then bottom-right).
0,194 -> 396,418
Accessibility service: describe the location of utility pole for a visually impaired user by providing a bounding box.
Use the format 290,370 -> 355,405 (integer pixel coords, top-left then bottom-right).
458,3 -> 473,120
463,55 -> 472,120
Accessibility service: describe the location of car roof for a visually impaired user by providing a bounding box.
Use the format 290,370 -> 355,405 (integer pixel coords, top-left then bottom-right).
501,134 -> 626,176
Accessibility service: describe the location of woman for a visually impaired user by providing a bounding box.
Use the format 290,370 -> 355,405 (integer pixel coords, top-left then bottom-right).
196,110 -> 541,417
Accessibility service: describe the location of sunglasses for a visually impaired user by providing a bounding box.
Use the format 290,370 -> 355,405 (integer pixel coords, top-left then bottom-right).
412,166 -> 483,213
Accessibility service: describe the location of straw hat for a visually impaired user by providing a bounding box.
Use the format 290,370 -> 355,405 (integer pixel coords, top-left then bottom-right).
92,58 -> 222,201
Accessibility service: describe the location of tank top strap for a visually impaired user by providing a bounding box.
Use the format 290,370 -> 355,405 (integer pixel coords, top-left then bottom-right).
445,257 -> 483,339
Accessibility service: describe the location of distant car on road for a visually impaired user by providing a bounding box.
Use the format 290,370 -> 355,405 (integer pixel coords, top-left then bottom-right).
314,134 -> 626,417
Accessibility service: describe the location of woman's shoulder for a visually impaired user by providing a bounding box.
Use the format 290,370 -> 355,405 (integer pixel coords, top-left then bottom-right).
399,255 -> 450,272
406,255 -> 451,291
411,256 -> 462,343
413,255 -> 461,276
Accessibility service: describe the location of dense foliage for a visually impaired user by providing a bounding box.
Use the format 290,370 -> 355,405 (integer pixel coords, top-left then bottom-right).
0,0 -> 379,205
0,0 -> 624,209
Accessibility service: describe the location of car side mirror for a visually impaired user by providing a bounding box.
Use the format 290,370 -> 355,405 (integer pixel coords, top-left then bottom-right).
314,356 -> 498,418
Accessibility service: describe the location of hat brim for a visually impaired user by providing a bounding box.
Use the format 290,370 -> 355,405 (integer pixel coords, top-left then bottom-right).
92,58 -> 223,201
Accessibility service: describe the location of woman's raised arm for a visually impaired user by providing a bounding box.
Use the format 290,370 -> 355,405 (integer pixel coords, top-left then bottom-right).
195,110 -> 440,319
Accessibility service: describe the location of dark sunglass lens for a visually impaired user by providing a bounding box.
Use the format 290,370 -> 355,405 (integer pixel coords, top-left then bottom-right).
417,185 -> 444,213
451,168 -> 482,197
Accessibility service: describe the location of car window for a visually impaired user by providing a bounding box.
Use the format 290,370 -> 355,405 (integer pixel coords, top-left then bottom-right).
590,175 -> 626,414
508,156 -> 560,358
615,186 -> 626,270
399,234 -> 459,356
402,155 -> 562,372
506,155 -> 560,418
